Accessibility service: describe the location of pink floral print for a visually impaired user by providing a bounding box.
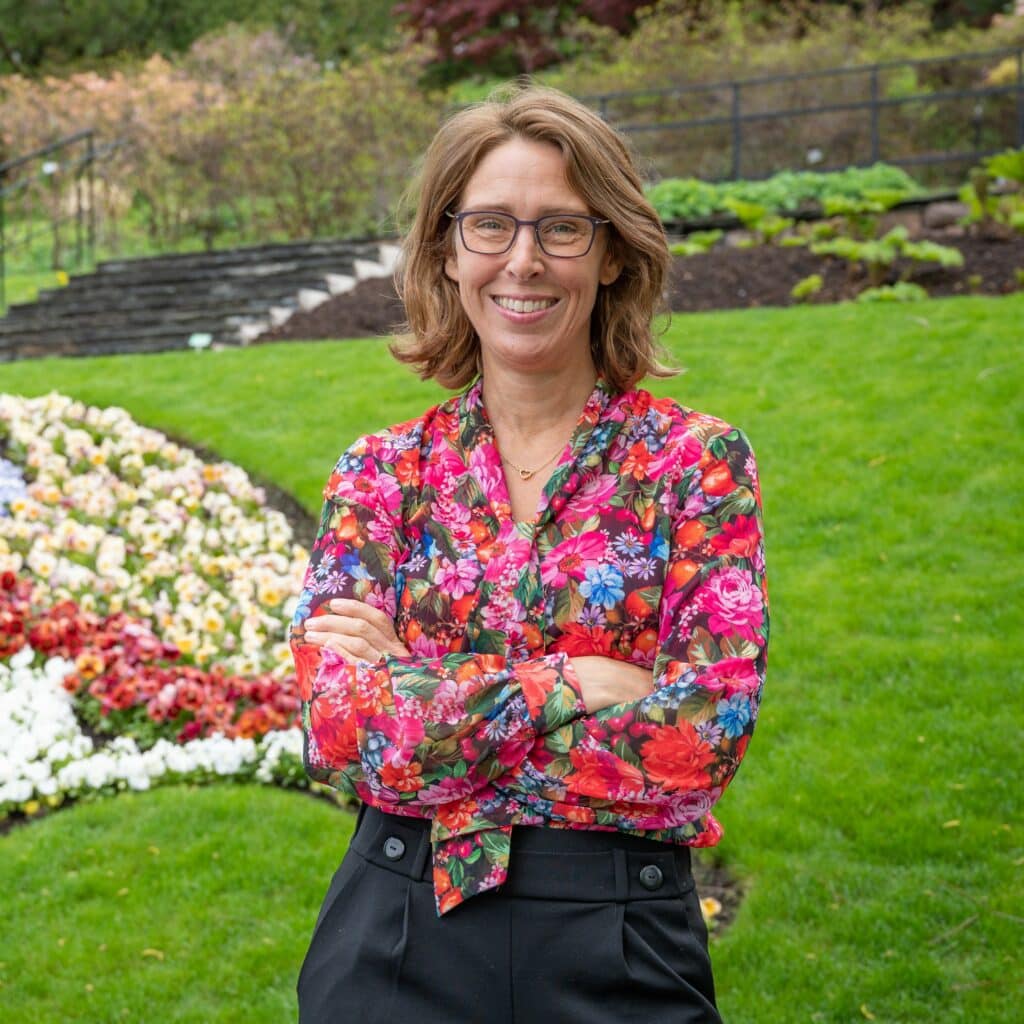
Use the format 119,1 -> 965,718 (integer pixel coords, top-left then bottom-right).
290,377 -> 768,916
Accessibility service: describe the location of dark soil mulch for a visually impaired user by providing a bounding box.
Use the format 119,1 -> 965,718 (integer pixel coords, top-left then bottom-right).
255,232 -> 1024,344
257,275 -> 407,344
667,231 -> 1024,310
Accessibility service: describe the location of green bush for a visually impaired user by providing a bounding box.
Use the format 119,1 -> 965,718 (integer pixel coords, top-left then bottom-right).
812,226 -> 963,289
668,229 -> 723,256
790,273 -> 824,302
855,282 -> 929,302
646,165 -> 923,223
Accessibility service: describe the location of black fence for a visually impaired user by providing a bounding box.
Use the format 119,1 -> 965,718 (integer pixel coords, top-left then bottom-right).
583,45 -> 1024,185
0,130 -> 105,311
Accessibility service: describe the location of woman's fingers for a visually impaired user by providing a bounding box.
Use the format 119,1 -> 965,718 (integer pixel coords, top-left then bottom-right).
329,598 -> 396,634
303,631 -> 371,664
312,613 -> 393,653
301,598 -> 410,660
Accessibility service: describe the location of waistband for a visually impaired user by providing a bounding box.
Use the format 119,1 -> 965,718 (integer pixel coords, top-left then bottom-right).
349,803 -> 695,903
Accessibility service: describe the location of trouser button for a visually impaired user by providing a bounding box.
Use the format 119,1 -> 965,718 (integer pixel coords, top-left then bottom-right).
639,864 -> 664,890
383,836 -> 406,860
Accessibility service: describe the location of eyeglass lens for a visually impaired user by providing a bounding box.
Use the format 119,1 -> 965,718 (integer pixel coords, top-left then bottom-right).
460,213 -> 595,256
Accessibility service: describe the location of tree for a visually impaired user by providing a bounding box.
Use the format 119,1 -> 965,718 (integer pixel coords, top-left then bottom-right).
0,0 -> 398,74
393,0 -> 655,83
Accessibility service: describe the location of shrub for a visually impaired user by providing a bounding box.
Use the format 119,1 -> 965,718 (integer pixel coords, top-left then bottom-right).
646,164 -> 922,223
668,229 -> 723,256
855,282 -> 929,302
791,273 -> 824,302
958,147 -> 1024,236
812,226 -> 963,289
0,31 -> 441,257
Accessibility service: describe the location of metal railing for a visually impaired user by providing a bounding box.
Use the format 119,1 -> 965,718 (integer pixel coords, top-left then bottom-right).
0,130 -> 102,311
583,45 -> 1024,182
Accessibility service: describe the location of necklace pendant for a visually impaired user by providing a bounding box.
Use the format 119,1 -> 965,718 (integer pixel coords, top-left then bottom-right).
518,468 -> 534,481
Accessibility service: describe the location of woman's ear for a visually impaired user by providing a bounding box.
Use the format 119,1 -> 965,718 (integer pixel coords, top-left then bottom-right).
444,250 -> 459,282
599,243 -> 622,286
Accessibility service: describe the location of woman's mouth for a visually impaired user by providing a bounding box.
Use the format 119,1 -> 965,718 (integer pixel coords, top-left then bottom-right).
492,296 -> 559,313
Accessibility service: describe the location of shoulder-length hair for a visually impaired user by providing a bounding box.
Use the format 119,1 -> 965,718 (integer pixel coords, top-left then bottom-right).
390,83 -> 676,393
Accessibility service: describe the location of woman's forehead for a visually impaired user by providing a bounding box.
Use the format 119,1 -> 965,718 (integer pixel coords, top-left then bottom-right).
459,138 -> 587,211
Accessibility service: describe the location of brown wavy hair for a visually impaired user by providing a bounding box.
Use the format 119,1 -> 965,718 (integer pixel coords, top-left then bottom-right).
390,82 -> 676,393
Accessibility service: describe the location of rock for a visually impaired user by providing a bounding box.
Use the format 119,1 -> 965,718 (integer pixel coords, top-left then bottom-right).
923,202 -> 970,230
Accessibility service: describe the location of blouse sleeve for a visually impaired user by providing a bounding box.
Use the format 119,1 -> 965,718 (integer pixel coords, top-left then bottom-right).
522,426 -> 768,830
289,438 -> 587,807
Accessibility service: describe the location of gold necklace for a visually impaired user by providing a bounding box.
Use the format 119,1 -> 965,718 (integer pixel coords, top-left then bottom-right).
500,444 -> 564,481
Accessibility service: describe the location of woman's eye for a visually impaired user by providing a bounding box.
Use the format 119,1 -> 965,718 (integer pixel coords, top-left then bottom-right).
469,217 -> 510,233
544,220 -> 583,237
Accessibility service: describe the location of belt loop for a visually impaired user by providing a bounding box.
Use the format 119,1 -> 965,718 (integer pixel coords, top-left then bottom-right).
354,800 -> 369,836
673,845 -> 692,893
612,848 -> 629,902
410,826 -> 432,880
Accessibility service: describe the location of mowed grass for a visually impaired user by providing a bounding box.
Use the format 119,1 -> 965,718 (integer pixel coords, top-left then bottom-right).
0,788 -> 355,1023
1,293 -> 1022,1022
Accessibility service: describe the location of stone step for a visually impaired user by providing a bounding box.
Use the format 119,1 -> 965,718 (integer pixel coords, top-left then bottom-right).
1,300 -> 268,331
94,237 -> 385,274
0,297 -> 290,336
6,275 -> 323,319
81,252 -> 363,290
0,236 -> 401,362
0,320 -> 251,360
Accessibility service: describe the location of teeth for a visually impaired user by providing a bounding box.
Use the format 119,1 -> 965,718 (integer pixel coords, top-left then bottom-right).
494,297 -> 557,313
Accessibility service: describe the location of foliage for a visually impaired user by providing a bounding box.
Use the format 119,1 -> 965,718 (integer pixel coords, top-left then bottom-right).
984,146 -> 1024,186
0,0 -> 399,74
0,32 -> 440,257
811,225 -> 965,288
721,197 -> 795,244
646,164 -> 922,223
821,189 -> 909,240
538,2 -> 1024,185
957,147 -> 1024,235
790,273 -> 823,302
393,0 -> 653,83
547,0 -> 1024,98
854,281 -> 930,302
668,228 -> 722,255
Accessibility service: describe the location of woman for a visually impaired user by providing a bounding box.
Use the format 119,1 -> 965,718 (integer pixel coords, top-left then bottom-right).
290,83 -> 768,1023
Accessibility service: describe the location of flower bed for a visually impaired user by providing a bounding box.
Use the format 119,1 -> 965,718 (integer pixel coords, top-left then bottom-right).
0,393 -> 314,822
0,646 -> 305,819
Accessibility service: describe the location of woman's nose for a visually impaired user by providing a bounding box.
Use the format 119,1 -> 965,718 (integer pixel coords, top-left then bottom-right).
504,224 -> 544,277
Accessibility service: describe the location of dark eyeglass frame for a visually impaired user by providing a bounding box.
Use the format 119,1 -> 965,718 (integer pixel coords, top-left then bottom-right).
446,209 -> 610,258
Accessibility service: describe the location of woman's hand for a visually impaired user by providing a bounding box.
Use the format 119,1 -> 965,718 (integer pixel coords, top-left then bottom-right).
569,656 -> 656,714
302,598 -> 410,665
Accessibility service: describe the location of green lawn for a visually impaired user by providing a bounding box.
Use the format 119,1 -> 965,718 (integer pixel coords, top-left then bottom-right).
1,294 -> 1022,1021
0,787 -> 353,1023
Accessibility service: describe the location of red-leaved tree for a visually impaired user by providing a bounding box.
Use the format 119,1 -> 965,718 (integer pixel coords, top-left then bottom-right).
394,0 -> 653,80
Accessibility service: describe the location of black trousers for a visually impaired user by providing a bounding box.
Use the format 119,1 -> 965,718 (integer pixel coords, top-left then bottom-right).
297,803 -> 723,1024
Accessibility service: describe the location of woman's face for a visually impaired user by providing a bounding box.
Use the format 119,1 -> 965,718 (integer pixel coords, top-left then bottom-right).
444,137 -> 620,381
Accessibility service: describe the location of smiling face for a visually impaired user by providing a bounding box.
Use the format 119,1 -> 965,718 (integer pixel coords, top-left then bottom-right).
444,137 -> 621,381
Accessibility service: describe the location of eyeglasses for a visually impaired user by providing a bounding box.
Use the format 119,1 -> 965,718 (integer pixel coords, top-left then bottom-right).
446,209 -> 610,258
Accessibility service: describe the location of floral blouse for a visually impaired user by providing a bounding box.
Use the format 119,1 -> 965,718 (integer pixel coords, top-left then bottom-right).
290,376 -> 768,917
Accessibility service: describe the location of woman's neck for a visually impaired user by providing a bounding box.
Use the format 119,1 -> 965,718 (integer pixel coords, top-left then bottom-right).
480,360 -> 598,449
